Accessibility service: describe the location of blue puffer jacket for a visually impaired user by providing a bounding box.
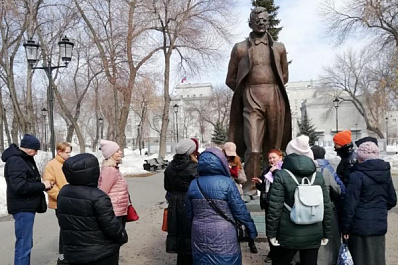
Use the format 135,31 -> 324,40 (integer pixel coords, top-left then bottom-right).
342,159 -> 397,236
186,148 -> 257,265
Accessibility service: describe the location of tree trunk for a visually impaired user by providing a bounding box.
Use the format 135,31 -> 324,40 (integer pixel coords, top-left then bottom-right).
159,52 -> 172,158
0,91 -> 4,152
53,86 -> 86,153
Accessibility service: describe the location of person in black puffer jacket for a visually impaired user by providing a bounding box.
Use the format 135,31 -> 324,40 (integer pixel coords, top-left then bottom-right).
2,134 -> 53,265
57,153 -> 128,265
342,138 -> 397,265
164,139 -> 198,265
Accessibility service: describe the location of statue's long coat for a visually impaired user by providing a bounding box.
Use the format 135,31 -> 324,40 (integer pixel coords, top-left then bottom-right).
225,34 -> 292,157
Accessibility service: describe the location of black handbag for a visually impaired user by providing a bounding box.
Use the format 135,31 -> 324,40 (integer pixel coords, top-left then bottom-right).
37,193 -> 47,213
196,179 -> 250,242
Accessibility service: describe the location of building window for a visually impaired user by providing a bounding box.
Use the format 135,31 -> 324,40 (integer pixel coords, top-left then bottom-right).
193,94 -> 196,97
200,93 -> 203,97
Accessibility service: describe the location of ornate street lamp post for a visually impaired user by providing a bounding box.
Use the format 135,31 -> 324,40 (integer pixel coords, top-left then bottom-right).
137,123 -> 142,155
386,117 -> 389,146
98,117 -> 104,139
173,104 -> 179,143
41,108 -> 47,151
333,98 -> 340,133
23,36 -> 74,158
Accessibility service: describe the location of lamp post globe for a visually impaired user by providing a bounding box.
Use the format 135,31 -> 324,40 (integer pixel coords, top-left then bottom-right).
23,38 -> 40,66
58,36 -> 74,65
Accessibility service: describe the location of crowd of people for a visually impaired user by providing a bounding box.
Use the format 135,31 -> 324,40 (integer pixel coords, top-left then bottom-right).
164,132 -> 397,265
1,130 -> 397,265
2,134 -> 130,265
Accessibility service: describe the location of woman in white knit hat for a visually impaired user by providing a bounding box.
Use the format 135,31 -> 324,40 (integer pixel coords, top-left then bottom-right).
98,139 -> 130,229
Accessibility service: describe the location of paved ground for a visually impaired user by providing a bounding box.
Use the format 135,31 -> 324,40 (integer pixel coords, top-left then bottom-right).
1,171 -> 398,264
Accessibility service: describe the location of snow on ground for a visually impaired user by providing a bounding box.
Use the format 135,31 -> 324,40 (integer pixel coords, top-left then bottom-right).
1,145 -> 398,217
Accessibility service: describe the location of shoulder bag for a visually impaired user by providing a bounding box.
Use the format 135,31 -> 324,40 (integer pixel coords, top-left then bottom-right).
126,194 -> 139,222
196,178 -> 250,242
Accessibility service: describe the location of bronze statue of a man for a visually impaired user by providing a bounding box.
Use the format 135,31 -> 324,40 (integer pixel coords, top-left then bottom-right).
226,7 -> 292,196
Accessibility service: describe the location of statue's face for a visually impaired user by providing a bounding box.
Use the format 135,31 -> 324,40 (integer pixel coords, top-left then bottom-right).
250,12 -> 269,34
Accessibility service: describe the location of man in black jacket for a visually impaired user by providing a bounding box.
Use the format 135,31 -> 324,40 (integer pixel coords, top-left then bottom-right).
2,134 -> 52,265
58,153 -> 128,265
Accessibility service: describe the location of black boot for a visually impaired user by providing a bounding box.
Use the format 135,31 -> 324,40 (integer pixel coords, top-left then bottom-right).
248,239 -> 258,254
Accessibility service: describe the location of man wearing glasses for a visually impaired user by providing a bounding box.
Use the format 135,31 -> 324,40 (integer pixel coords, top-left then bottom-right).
226,7 -> 291,197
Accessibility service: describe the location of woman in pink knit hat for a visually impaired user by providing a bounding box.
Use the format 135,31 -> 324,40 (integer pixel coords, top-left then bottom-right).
98,139 -> 130,229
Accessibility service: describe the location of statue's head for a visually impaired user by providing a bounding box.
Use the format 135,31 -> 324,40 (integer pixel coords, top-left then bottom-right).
249,7 -> 269,35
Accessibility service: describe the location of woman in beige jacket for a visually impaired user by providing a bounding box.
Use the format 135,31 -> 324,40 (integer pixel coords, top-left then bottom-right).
42,142 -> 72,265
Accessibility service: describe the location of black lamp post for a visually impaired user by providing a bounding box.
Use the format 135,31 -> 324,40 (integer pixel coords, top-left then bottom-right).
137,124 -> 142,155
23,36 -> 74,158
355,123 -> 358,140
41,108 -> 47,151
98,117 -> 104,139
386,117 -> 389,145
173,104 -> 179,143
333,98 -> 340,133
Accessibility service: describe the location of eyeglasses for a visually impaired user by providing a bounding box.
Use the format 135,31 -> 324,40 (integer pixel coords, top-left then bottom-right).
254,18 -> 268,25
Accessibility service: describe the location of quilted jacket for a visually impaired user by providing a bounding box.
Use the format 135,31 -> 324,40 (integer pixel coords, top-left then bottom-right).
266,153 -> 333,249
98,166 -> 129,217
186,148 -> 257,265
42,154 -> 68,209
58,153 -> 128,263
342,159 -> 397,236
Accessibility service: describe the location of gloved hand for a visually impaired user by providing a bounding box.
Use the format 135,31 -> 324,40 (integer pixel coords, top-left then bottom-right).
321,238 -> 329,246
269,237 -> 280,246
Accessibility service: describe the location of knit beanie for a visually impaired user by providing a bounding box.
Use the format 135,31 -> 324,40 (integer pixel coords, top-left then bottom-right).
311,145 -> 326,160
190,138 -> 200,157
333,130 -> 352,147
20,134 -> 40,150
100,139 -> 120,159
356,141 -> 379,161
355,136 -> 378,147
175,139 -> 196,155
286,135 -> 314,160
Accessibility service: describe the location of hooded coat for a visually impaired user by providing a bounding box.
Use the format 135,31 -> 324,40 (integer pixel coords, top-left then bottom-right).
266,153 -> 333,249
186,148 -> 257,265
164,154 -> 198,254
342,159 -> 397,236
57,153 -> 128,264
1,143 -> 46,214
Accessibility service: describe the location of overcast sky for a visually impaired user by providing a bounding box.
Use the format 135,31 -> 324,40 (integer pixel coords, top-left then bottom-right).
184,0 -> 355,86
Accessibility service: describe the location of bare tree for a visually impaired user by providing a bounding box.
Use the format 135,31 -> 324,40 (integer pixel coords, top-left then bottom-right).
320,48 -> 387,138
73,0 -> 162,150
320,0 -> 398,48
148,0 -> 237,157
0,0 -> 43,142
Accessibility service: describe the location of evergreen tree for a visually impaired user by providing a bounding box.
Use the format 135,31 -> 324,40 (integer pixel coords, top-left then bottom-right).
211,121 -> 227,145
297,112 -> 319,146
251,0 -> 282,40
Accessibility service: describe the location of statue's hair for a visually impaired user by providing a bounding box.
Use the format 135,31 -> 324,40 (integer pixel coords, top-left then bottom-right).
248,7 -> 269,28
250,6 -> 269,21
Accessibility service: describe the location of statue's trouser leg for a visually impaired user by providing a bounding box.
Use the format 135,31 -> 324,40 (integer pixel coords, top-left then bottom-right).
241,84 -> 286,195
